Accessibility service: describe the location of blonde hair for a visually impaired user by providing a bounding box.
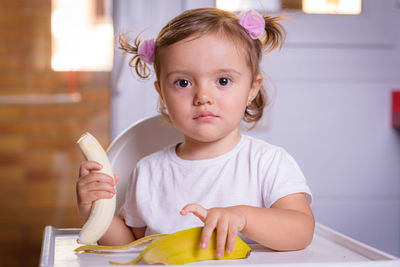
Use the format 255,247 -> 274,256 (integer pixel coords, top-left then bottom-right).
119,8 -> 286,126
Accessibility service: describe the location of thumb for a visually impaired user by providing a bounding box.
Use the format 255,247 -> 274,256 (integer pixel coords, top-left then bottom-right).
114,174 -> 120,183
180,203 -> 208,222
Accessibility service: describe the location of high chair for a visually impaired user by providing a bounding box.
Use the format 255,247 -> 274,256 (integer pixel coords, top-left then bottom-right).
106,115 -> 183,214
39,115 -> 398,266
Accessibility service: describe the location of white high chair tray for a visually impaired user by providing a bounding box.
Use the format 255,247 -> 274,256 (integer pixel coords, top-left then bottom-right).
39,223 -> 398,267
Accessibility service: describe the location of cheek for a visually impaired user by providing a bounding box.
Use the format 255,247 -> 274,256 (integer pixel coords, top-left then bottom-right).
163,90 -> 190,115
219,91 -> 248,110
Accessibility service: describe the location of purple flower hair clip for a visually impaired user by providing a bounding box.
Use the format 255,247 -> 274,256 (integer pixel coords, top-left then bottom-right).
138,38 -> 156,64
238,10 -> 266,40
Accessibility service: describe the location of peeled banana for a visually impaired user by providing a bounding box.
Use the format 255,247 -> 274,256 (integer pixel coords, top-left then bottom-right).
76,132 -> 116,245
75,227 -> 251,265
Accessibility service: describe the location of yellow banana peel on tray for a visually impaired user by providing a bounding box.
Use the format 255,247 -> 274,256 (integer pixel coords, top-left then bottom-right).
74,227 -> 251,265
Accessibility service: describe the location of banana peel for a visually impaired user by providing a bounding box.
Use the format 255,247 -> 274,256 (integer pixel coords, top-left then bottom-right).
74,234 -> 167,253
75,227 -> 251,265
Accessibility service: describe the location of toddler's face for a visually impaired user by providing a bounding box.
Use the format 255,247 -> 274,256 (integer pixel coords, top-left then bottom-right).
155,33 -> 262,143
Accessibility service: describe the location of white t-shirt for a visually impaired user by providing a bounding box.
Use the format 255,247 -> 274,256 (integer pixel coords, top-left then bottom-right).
120,135 -> 312,238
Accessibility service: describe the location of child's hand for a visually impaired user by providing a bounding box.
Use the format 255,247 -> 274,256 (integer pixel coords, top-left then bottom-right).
77,160 -> 118,223
180,204 -> 246,258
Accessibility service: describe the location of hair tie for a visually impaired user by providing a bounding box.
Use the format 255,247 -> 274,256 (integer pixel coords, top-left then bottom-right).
238,10 -> 265,40
138,38 -> 156,64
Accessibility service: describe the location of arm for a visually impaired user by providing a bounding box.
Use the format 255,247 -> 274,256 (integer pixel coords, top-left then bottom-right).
181,193 -> 314,257
237,193 -> 314,251
97,217 -> 146,246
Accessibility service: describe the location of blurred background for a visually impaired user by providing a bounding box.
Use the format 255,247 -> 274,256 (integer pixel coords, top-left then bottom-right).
0,0 -> 399,266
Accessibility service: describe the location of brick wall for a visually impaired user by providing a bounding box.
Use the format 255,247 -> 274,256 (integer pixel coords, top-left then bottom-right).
0,1 -> 110,266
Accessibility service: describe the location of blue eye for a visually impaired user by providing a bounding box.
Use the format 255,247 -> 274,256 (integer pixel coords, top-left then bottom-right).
175,79 -> 191,88
217,77 -> 231,86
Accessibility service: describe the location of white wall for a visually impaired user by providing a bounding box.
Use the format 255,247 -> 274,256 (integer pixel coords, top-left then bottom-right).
251,0 -> 400,256
111,0 -> 400,256
110,0 -> 185,137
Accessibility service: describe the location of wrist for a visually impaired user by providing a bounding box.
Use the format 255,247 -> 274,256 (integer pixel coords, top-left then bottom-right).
78,204 -> 91,224
234,205 -> 249,233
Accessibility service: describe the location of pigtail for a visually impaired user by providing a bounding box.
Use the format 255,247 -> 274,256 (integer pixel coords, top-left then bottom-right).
242,14 -> 286,127
262,15 -> 286,52
118,32 -> 152,79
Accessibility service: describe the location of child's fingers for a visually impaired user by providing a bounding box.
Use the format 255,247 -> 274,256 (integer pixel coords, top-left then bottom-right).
215,220 -> 229,258
114,174 -> 120,183
82,189 -> 115,204
78,179 -> 116,203
180,203 -> 207,222
78,172 -> 115,187
92,189 -> 116,200
79,161 -> 103,177
225,227 -> 237,254
200,216 -> 217,250
85,180 -> 116,194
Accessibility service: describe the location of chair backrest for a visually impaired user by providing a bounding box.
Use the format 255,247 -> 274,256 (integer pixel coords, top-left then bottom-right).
106,115 -> 183,214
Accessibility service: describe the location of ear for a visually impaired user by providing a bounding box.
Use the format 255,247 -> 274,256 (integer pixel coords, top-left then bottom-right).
154,81 -> 163,99
248,74 -> 263,102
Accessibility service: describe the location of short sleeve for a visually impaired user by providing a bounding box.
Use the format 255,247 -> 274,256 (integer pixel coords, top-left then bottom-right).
263,148 -> 312,208
118,167 -> 147,227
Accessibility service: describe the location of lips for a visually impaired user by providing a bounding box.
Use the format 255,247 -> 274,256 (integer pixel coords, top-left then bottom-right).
193,111 -> 218,120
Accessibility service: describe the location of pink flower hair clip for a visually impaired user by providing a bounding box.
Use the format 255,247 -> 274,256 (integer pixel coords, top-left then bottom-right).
238,10 -> 265,40
138,38 -> 156,64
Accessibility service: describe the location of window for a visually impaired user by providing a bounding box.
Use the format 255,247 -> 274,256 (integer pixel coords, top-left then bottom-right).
303,0 -> 361,14
216,0 -> 362,15
51,0 -> 113,71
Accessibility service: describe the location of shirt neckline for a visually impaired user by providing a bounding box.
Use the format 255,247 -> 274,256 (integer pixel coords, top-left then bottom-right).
167,135 -> 247,166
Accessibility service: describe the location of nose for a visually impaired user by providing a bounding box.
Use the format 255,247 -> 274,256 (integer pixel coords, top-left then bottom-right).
193,84 -> 214,106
